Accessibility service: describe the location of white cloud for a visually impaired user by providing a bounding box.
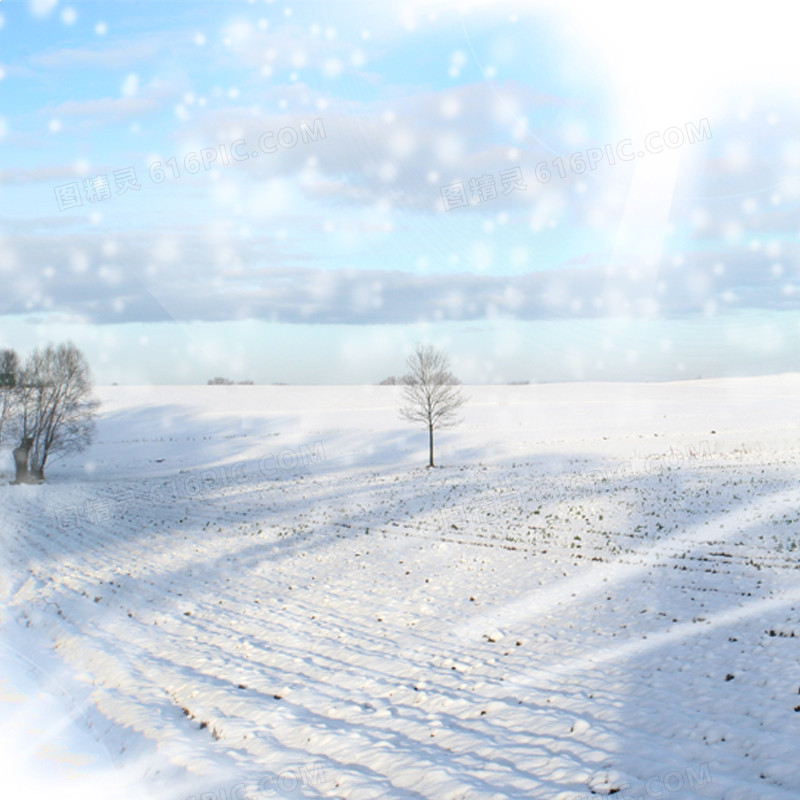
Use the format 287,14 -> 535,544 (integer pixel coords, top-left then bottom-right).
31,35 -> 166,69
46,80 -> 180,124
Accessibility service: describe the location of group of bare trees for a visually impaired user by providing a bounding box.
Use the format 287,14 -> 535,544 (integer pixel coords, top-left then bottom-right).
0,342 -> 98,484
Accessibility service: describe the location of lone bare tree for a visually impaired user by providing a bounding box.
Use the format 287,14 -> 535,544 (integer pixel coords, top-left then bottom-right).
399,344 -> 467,468
11,342 -> 98,483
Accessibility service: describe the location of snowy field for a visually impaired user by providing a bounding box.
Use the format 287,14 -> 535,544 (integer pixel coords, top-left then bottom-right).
2,378 -> 800,800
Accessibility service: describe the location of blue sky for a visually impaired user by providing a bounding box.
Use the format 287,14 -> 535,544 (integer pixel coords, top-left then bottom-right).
1,0 -> 799,383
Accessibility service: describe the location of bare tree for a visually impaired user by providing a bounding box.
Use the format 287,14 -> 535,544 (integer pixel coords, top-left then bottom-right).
11,342 -> 98,483
399,344 -> 467,468
0,349 -> 19,453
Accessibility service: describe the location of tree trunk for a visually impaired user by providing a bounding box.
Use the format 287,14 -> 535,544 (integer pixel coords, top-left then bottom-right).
11,438 -> 33,484
30,447 -> 45,482
428,425 -> 434,468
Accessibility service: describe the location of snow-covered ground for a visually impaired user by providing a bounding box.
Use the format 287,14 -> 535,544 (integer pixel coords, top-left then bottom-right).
2,378 -> 800,799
